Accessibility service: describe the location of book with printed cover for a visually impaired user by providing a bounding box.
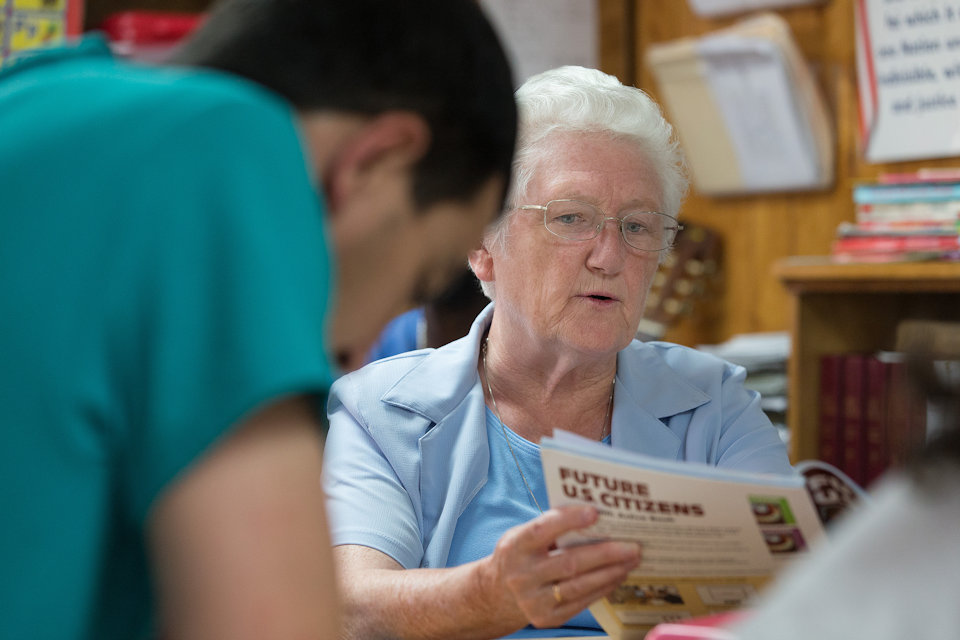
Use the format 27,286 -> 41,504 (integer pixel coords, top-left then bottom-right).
540,432 -> 863,640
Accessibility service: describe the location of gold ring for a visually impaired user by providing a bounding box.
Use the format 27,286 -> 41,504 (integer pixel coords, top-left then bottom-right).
553,583 -> 563,605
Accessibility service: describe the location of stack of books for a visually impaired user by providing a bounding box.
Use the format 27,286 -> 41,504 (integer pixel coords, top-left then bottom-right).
835,169 -> 960,263
818,319 -> 960,489
817,351 -> 926,489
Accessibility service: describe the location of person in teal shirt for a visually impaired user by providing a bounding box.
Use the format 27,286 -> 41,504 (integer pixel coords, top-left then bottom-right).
0,1 -> 517,638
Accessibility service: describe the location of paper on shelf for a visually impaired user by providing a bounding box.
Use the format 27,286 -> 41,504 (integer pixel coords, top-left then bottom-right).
696,331 -> 790,371
698,36 -> 818,191
647,13 -> 834,196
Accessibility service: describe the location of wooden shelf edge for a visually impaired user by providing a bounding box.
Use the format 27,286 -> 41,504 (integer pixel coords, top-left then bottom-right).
774,256 -> 960,293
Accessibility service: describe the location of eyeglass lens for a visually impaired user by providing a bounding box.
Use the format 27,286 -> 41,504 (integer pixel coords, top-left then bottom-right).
543,200 -> 678,251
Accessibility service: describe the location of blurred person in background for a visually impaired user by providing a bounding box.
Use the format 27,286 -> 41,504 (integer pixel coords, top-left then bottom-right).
0,0 -> 516,638
365,267 -> 491,363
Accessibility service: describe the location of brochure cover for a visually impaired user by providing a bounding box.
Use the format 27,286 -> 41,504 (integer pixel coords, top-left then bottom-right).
541,432 -> 833,639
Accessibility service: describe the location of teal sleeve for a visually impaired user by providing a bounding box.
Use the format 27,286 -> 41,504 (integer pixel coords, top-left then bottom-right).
111,85 -> 336,522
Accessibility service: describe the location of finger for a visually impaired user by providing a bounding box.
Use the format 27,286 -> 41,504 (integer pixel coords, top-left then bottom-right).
552,559 -> 638,611
529,563 -> 632,630
504,506 -> 598,555
542,540 -> 641,583
527,545 -> 640,629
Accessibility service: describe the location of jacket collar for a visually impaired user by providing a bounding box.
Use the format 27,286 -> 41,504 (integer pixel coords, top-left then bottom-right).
381,303 -> 711,458
379,304 -> 492,422
610,340 -> 710,458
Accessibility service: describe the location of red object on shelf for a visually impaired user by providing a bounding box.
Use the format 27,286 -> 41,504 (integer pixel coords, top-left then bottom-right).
99,11 -> 204,62
67,0 -> 85,36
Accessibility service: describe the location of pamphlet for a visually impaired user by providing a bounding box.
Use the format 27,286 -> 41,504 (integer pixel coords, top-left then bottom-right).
540,432 -> 834,640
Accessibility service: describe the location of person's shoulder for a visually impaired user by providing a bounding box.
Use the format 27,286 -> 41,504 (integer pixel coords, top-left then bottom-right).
331,349 -> 433,400
123,65 -> 295,132
3,41 -> 296,158
327,350 -> 441,442
331,332 -> 480,412
51,50 -> 299,145
11,39 -> 289,121
619,339 -> 745,396
622,339 -> 736,371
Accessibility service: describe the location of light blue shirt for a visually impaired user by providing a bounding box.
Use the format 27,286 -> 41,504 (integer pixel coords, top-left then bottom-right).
324,303 -> 793,635
446,409 -> 610,636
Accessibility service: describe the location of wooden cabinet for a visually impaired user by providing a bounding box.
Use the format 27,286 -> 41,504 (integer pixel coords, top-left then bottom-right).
775,257 -> 960,462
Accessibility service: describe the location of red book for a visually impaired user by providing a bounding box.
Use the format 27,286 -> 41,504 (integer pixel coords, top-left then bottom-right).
818,354 -> 846,468
863,355 -> 890,487
832,234 -> 960,254
878,168 -> 960,184
841,354 -> 868,486
831,250 -> 955,264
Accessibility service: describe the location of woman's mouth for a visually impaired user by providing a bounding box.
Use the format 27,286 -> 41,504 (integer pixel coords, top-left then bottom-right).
580,293 -> 619,304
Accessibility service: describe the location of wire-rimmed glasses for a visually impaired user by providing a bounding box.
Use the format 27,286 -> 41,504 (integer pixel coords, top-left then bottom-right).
519,199 -> 682,252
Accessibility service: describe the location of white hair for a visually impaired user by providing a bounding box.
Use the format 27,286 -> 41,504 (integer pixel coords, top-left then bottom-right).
474,66 -> 689,300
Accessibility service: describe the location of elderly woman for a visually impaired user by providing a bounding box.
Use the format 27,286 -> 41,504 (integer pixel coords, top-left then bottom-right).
323,66 -> 793,639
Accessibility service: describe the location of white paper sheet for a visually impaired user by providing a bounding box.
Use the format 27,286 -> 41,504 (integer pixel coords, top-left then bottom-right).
857,0 -> 960,163
479,0 -> 598,86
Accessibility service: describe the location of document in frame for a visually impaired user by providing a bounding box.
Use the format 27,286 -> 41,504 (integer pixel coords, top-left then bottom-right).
856,0 -> 960,163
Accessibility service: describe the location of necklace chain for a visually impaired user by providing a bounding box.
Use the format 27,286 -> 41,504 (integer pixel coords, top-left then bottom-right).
480,337 -> 614,515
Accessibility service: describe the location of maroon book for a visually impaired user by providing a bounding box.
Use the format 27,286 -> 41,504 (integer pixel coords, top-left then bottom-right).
841,354 -> 868,486
863,355 -> 890,487
818,354 -> 846,468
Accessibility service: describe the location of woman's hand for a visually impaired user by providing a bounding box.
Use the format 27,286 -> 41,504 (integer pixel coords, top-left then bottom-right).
478,505 -> 642,629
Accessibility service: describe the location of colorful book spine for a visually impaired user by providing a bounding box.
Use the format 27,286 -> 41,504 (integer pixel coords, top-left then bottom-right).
838,222 -> 960,236
831,249 -> 953,264
832,234 -> 960,254
854,182 -> 960,204
856,201 -> 960,225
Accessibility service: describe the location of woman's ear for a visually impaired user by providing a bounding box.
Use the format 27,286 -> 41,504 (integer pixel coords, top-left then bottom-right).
323,111 -> 430,213
468,243 -> 494,284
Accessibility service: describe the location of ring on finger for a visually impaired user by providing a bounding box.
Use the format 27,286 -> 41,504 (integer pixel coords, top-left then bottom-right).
552,582 -> 563,605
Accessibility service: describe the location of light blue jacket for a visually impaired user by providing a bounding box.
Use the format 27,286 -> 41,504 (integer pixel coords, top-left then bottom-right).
323,304 -> 792,571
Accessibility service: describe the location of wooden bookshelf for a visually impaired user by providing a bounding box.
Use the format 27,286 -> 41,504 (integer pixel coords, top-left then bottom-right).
775,257 -> 960,463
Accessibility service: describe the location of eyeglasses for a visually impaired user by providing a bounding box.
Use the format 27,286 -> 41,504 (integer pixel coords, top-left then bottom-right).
519,199 -> 682,252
